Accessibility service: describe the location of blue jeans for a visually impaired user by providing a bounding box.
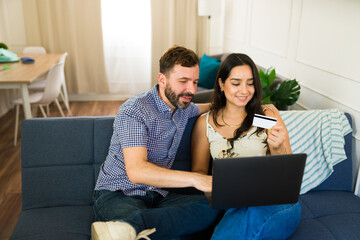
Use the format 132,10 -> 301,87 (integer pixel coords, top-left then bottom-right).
211,202 -> 301,240
93,190 -> 221,239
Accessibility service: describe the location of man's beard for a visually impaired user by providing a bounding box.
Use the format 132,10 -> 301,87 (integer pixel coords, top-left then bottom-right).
164,84 -> 194,109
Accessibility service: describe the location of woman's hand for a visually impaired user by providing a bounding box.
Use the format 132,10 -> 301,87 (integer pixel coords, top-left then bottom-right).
263,104 -> 292,155
267,124 -> 287,155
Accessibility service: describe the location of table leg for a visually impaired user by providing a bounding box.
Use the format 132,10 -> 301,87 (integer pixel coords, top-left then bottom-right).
20,84 -> 32,119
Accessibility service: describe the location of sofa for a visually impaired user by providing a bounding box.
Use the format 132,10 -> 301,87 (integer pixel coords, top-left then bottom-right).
10,111 -> 360,240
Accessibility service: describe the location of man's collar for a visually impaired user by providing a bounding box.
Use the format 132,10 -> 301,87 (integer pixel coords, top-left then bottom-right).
151,84 -> 173,114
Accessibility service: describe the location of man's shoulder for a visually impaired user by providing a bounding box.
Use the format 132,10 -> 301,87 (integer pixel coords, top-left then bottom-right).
120,90 -> 155,113
121,91 -> 154,109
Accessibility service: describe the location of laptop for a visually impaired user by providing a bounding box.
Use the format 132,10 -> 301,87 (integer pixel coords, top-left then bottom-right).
211,153 -> 307,209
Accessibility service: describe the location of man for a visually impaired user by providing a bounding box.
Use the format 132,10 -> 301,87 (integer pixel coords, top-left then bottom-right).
92,46 -> 221,240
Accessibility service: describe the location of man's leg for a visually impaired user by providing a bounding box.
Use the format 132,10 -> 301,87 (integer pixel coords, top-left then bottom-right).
92,190 -> 156,240
93,190 -> 221,239
93,190 -> 148,222
123,192 -> 221,239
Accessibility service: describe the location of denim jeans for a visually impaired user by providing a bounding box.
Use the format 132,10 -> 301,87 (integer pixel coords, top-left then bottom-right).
211,202 -> 301,240
93,190 -> 222,239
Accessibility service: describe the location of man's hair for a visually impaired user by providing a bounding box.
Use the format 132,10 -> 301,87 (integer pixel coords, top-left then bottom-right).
159,46 -> 199,76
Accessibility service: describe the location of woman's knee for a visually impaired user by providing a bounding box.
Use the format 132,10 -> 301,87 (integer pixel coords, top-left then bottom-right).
253,202 -> 301,240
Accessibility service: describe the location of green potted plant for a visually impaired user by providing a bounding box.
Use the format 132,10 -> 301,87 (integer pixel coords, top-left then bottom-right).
259,67 -> 300,110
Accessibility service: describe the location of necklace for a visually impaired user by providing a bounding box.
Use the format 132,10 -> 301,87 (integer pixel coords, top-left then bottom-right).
222,111 -> 242,127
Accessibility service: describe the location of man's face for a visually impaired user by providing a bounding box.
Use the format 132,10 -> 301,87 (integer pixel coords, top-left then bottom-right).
162,64 -> 199,109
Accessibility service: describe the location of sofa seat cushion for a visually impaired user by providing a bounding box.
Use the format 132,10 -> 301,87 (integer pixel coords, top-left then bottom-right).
289,213 -> 360,239
10,206 -> 93,240
289,191 -> 360,239
299,191 -> 360,219
22,165 -> 95,210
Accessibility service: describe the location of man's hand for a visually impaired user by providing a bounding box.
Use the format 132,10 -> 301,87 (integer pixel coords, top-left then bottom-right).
124,147 -> 214,191
192,173 -> 212,193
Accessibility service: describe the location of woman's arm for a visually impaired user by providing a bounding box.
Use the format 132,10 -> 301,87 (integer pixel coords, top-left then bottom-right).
191,114 -> 212,175
262,104 -> 292,155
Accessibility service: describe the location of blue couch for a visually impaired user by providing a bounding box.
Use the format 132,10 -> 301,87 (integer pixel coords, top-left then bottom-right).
10,112 -> 360,239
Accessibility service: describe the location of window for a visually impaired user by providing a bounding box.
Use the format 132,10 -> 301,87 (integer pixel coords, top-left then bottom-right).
101,0 -> 151,94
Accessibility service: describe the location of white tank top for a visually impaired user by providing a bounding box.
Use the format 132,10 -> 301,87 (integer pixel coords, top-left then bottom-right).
206,113 -> 268,159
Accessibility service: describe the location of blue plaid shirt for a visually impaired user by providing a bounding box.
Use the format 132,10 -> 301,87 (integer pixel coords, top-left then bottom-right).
95,85 -> 199,196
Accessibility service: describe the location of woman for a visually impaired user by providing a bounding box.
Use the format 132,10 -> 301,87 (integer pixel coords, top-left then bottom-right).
191,53 -> 300,239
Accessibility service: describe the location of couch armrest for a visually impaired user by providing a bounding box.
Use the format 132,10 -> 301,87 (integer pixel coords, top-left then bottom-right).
193,89 -> 213,103
355,166 -> 360,197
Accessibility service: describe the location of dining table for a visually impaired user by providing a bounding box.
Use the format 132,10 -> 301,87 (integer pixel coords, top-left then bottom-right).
0,53 -> 64,119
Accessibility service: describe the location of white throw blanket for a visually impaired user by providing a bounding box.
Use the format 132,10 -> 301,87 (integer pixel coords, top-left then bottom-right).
280,109 -> 352,194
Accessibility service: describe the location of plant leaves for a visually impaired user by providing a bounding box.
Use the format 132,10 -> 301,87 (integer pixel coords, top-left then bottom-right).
268,68 -> 276,86
260,67 -> 301,109
259,69 -> 268,88
271,79 -> 301,109
262,95 -> 273,104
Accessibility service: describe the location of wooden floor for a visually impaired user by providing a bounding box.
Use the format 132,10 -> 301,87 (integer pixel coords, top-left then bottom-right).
0,101 -> 123,240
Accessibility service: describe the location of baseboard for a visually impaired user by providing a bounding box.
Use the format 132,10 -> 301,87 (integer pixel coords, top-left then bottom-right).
68,93 -> 132,102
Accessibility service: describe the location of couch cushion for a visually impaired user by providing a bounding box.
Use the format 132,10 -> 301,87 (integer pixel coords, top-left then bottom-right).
94,117 -> 114,165
21,117 -> 95,167
171,116 -> 197,172
21,117 -> 98,209
299,191 -> 360,220
22,165 -> 95,210
198,54 -> 221,89
292,187 -> 360,240
165,116 -> 202,195
289,213 -> 360,240
10,206 -> 93,240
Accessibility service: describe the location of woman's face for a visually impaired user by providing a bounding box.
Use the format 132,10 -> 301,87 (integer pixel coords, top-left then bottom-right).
219,65 -> 255,109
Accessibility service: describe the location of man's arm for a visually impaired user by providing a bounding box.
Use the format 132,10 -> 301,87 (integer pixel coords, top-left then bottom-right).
196,103 -> 211,115
123,146 -> 212,192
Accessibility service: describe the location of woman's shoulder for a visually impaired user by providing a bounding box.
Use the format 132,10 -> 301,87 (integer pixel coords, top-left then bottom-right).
194,111 -> 210,127
197,111 -> 210,121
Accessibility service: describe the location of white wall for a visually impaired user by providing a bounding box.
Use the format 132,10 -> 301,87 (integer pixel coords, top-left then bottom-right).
220,0 -> 360,195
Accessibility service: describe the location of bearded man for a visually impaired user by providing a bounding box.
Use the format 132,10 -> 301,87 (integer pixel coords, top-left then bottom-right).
92,46 -> 221,240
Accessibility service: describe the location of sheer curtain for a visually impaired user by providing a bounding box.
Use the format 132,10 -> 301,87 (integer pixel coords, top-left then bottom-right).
101,0 -> 151,95
150,0 -> 207,86
22,0 -> 109,94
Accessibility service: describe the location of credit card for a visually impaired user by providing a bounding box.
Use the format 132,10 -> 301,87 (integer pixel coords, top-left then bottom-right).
252,114 -> 277,129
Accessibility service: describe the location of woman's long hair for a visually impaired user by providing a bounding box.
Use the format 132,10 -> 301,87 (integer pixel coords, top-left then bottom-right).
210,53 -> 264,143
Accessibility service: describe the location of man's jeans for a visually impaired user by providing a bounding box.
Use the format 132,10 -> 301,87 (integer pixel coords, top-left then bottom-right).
211,202 -> 301,240
93,190 -> 221,239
